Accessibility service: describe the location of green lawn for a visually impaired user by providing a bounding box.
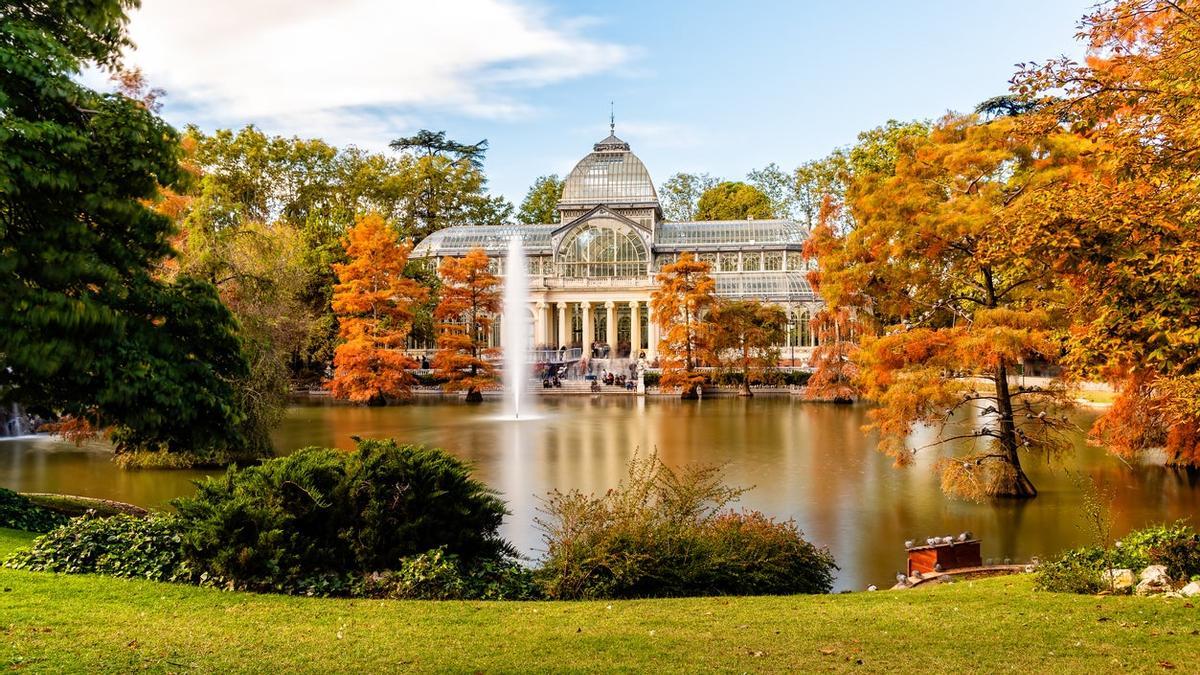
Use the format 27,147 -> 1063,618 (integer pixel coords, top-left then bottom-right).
1,528 -> 1196,673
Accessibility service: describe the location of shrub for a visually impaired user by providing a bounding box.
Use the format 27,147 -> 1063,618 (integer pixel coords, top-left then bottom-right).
1036,522 -> 1200,594
172,439 -> 513,593
536,454 -> 835,599
1033,546 -> 1105,594
361,549 -> 538,600
0,487 -> 69,533
704,511 -> 836,595
414,371 -> 447,387
1149,534 -> 1200,581
1111,521 -> 1193,572
5,514 -> 194,583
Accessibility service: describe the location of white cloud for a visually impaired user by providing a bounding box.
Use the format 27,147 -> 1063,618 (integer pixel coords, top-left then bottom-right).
121,0 -> 629,144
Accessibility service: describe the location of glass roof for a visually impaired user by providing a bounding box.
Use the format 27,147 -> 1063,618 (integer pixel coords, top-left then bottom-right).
560,135 -> 658,205
714,272 -> 817,302
411,224 -> 555,257
656,220 -> 808,248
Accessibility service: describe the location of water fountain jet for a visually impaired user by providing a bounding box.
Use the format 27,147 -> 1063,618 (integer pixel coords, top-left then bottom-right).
501,235 -> 536,420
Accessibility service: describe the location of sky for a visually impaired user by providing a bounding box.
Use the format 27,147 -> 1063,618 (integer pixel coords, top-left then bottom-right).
103,0 -> 1095,204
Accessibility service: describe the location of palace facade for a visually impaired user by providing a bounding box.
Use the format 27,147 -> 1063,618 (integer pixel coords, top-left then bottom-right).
412,131 -> 822,364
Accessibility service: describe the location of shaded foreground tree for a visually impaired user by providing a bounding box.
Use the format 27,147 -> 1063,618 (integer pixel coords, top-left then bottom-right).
1012,0 -> 1200,467
329,215 -> 427,404
819,113 -> 1080,500
0,0 -> 256,462
708,301 -> 786,397
433,248 -> 500,403
651,254 -> 717,399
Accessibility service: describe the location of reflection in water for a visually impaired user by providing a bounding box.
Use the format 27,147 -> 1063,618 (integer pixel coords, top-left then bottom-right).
2,397 -> 1198,590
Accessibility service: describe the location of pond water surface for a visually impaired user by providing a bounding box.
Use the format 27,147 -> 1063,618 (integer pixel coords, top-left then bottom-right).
2,396 -> 1198,590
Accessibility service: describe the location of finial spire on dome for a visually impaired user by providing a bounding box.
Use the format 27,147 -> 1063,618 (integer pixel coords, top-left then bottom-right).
610,100 -> 615,135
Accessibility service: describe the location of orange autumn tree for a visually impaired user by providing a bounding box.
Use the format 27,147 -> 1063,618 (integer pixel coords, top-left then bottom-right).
824,113 -> 1081,500
433,247 -> 500,403
1012,0 -> 1200,466
707,300 -> 786,397
803,197 -> 870,403
804,307 -> 865,403
329,214 -> 428,404
651,253 -> 717,400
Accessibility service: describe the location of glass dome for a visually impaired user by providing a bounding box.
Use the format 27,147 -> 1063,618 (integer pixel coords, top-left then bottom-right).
559,134 -> 658,206
557,219 -> 648,277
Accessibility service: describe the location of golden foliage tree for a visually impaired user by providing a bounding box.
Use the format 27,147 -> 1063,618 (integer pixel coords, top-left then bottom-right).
329,214 -> 428,404
433,248 -> 500,403
804,308 -> 865,403
820,113 -> 1081,500
803,198 -> 871,403
651,253 -> 717,400
708,300 -> 786,397
1011,0 -> 1200,466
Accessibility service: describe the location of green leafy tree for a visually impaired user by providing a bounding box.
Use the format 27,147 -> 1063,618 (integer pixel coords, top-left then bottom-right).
659,172 -> 720,221
517,174 -> 564,224
695,182 -> 774,221
793,119 -> 930,234
389,129 -> 510,239
747,163 -> 798,221
0,0 -> 255,462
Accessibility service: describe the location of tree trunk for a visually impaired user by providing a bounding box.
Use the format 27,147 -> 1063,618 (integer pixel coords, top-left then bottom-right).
464,387 -> 483,403
739,350 -> 752,397
680,382 -> 700,400
990,360 -> 1037,498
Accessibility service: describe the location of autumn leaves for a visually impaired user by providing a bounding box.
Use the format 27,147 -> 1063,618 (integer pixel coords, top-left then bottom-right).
803,0 -> 1200,497
328,217 -> 502,404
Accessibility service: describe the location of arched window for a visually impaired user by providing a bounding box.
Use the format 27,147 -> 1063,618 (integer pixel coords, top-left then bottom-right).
790,310 -> 812,347
557,219 -> 648,278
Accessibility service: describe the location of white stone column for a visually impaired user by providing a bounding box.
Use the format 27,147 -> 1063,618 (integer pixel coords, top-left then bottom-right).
605,301 -> 617,353
534,301 -> 547,347
647,302 -> 659,361
581,302 -> 592,357
557,302 -> 569,349
628,300 -> 641,356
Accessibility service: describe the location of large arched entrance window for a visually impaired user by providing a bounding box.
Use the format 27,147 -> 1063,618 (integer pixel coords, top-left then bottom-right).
557,219 -> 648,278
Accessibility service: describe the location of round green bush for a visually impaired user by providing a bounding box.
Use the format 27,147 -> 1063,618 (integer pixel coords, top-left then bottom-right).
171,439 -> 514,593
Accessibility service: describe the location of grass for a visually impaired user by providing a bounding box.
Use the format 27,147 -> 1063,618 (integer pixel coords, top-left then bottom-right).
1,528 -> 1197,673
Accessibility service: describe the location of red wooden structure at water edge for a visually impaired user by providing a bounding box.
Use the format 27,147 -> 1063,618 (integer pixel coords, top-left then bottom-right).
905,536 -> 983,576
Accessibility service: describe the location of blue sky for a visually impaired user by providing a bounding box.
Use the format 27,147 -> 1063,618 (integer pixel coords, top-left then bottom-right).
116,0 -> 1093,204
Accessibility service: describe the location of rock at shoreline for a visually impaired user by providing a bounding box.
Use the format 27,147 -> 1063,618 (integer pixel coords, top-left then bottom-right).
1135,565 -> 1173,597
1103,568 -> 1135,592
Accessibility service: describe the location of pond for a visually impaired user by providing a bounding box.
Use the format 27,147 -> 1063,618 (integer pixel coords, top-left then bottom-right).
2,396 -> 1198,590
